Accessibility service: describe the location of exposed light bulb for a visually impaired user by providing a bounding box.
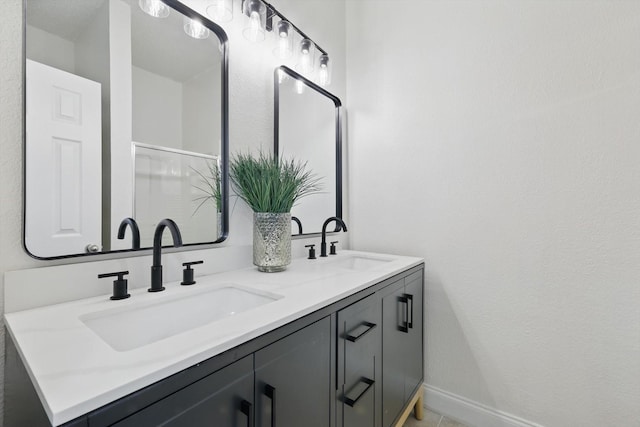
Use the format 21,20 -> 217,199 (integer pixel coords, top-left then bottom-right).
184,17 -> 209,39
319,66 -> 329,87
249,12 -> 261,34
139,0 -> 169,18
296,39 -> 315,75
273,20 -> 293,59
318,54 -> 331,86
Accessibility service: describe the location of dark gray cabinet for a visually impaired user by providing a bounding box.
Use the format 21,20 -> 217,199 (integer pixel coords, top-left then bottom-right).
254,317 -> 332,427
6,265 -> 424,427
112,355 -> 254,427
381,270 -> 424,427
336,293 -> 382,427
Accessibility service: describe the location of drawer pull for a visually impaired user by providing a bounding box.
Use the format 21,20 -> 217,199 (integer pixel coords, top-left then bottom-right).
240,399 -> 253,427
343,377 -> 375,407
405,293 -> 414,329
398,296 -> 409,333
264,384 -> 276,427
345,322 -> 377,342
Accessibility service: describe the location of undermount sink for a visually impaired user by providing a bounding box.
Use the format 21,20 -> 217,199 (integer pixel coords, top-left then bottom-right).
80,286 -> 281,352
331,255 -> 393,271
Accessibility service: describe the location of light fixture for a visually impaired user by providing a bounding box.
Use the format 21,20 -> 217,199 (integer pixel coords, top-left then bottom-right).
273,20 -> 293,59
242,0 -> 267,43
138,0 -> 169,18
318,54 -> 331,87
184,17 -> 210,39
296,38 -> 315,75
206,0 -> 233,23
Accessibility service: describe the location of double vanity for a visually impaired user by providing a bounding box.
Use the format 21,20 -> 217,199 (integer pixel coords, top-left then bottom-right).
5,251 -> 425,427
15,1 -> 424,426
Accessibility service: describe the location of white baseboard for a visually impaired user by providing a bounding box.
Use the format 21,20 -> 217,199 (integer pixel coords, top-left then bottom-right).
423,384 -> 545,427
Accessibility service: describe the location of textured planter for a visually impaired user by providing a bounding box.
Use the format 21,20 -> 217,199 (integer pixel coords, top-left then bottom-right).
253,212 -> 292,272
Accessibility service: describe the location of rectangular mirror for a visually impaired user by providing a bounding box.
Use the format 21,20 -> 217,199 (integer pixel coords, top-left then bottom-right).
274,66 -> 343,236
24,0 -> 229,259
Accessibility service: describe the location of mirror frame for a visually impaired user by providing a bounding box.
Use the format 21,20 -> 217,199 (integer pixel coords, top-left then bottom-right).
22,0 -> 230,260
273,66 -> 343,236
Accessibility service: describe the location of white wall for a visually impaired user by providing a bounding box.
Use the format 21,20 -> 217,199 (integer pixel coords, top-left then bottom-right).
132,66 -> 183,149
25,25 -> 76,74
346,1 -> 640,426
183,66 -> 220,155
0,0 -> 346,424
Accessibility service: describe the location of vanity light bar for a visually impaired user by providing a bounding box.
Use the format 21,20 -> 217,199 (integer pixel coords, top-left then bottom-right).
239,0 -> 331,86
256,0 -> 328,55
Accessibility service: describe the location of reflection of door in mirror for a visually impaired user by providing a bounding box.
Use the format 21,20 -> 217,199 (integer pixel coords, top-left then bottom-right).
25,60 -> 103,257
24,0 -> 226,258
276,67 -> 342,235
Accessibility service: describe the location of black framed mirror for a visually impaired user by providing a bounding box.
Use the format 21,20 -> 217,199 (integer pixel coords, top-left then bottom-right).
274,66 -> 343,236
23,0 -> 229,259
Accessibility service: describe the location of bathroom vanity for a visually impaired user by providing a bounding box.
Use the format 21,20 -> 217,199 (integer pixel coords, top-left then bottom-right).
5,251 -> 424,427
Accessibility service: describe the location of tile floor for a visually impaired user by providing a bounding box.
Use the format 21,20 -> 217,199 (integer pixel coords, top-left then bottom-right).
403,408 -> 468,427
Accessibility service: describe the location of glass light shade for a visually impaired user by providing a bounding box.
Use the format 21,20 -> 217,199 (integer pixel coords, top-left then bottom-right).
242,0 -> 266,43
184,17 -> 210,39
139,0 -> 169,18
296,38 -> 315,75
273,20 -> 293,59
206,0 -> 233,22
318,54 -> 331,86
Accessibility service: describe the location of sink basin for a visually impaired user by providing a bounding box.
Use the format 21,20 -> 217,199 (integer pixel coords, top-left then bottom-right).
80,286 -> 281,351
331,255 -> 393,271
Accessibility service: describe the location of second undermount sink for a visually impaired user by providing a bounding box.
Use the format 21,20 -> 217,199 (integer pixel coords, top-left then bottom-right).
80,286 -> 281,352
330,255 -> 394,271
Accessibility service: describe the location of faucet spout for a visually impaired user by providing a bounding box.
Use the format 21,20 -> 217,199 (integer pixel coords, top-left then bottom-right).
292,216 -> 303,235
320,217 -> 347,257
150,219 -> 183,292
117,217 -> 141,249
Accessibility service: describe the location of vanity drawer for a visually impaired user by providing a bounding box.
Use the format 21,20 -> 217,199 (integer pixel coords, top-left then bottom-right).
110,355 -> 254,427
337,293 -> 382,427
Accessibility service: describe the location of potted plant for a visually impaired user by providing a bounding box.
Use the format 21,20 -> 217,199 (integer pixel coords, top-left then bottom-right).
230,151 -> 322,272
192,160 -> 223,238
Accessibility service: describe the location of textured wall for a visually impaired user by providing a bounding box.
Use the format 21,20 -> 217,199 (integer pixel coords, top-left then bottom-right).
346,1 -> 640,426
0,0 -> 346,424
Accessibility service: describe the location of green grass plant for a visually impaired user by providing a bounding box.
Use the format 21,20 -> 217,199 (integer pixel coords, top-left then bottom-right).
230,151 -> 322,213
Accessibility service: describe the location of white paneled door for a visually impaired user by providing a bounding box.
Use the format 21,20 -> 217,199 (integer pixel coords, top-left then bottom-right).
25,59 -> 102,257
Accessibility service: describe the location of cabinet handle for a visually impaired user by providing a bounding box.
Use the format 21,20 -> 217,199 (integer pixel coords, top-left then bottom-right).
405,293 -> 414,329
240,399 -> 253,427
398,296 -> 409,333
345,322 -> 377,342
343,377 -> 375,407
264,384 -> 276,427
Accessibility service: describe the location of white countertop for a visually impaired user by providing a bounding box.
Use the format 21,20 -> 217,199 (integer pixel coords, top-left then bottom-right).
5,250 -> 423,426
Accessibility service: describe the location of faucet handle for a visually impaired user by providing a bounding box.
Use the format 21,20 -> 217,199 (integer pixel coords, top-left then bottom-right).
98,271 -> 130,300
329,241 -> 339,255
181,261 -> 204,286
305,244 -> 316,260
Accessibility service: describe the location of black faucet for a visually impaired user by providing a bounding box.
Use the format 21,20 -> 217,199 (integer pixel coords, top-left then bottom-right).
291,216 -> 303,235
320,217 -> 347,257
117,217 -> 141,249
149,219 -> 183,292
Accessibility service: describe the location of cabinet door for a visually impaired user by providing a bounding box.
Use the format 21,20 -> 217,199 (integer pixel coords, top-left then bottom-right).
337,293 -> 381,427
112,355 -> 254,427
404,270 -> 424,399
381,279 -> 409,427
254,317 -> 332,427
